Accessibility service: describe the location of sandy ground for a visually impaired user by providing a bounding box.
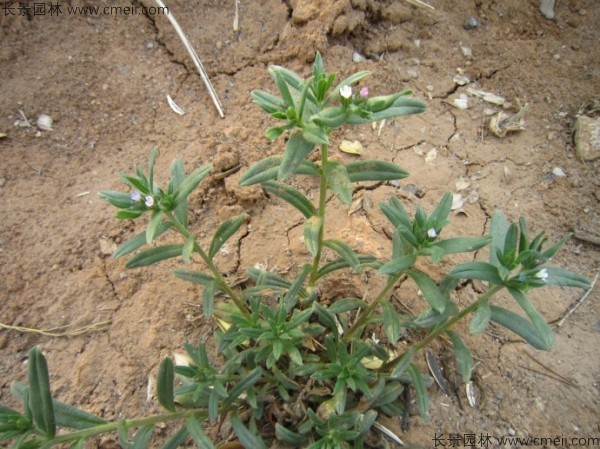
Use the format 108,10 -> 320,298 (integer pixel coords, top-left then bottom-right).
1,0 -> 599,447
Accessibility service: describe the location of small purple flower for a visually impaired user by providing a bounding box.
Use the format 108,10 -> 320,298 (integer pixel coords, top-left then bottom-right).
340,85 -> 352,99
145,195 -> 154,207
130,191 -> 141,202
427,228 -> 437,238
360,87 -> 369,98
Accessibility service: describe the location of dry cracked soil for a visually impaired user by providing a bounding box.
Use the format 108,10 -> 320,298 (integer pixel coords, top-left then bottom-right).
1,0 -> 599,448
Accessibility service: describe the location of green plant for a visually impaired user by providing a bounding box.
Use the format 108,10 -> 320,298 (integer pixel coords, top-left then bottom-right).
1,54 -> 590,449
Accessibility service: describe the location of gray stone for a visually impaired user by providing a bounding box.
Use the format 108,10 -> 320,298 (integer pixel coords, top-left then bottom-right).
574,115 -> 600,161
540,0 -> 555,20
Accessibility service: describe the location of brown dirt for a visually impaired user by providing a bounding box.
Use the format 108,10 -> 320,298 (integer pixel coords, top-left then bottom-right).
1,0 -> 599,447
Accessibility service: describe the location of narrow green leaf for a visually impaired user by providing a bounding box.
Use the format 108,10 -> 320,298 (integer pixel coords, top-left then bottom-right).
202,281 -> 217,317
224,368 -> 263,407
209,214 -> 246,259
302,125 -> 328,145
429,192 -> 453,228
446,331 -> 473,383
125,244 -> 184,269
543,267 -> 591,289
541,233 -> 571,260
489,210 -> 509,266
99,190 -> 135,209
114,223 -> 172,259
323,239 -> 361,272
434,236 -> 492,254
284,264 -> 312,312
239,156 -> 281,186
146,210 -> 164,244
247,268 -> 292,289
10,383 -> 105,431
275,423 -> 306,445
121,175 -> 149,195
380,197 -> 412,230
346,160 -> 409,182
115,210 -> 145,220
378,254 -> 416,275
251,89 -> 285,115
448,262 -> 504,285
311,106 -> 347,128
327,297 -> 366,314
508,288 -> 554,349
118,420 -> 131,449
231,413 -> 267,449
406,269 -> 446,313
265,126 -> 286,141
173,165 -> 211,203
390,347 -> 415,379
173,269 -> 214,286
157,357 -> 175,412
408,364 -> 429,420
182,236 -> 195,263
518,217 -> 529,253
279,132 -> 316,181
489,305 -> 549,350
346,99 -> 426,124
147,146 -> 159,194
270,65 -> 304,92
186,416 -> 216,449
170,159 -> 188,228
262,181 -> 316,218
325,161 -> 353,205
274,70 -> 295,107
160,427 -> 189,449
503,223 -> 519,262
131,425 -> 154,449
365,93 -> 403,113
470,302 -> 491,334
69,440 -> 85,449
27,348 -> 55,438
381,300 -> 401,343
313,302 -> 338,334
316,254 -> 380,278
304,216 -> 322,257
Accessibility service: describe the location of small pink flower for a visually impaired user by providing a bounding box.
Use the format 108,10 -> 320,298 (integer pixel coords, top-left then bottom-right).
130,191 -> 141,201
145,195 -> 154,207
360,87 -> 369,98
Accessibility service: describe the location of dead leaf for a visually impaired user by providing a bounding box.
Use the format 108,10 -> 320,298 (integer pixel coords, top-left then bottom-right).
339,140 -> 363,155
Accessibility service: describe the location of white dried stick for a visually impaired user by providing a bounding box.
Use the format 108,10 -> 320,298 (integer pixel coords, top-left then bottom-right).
154,0 -> 224,118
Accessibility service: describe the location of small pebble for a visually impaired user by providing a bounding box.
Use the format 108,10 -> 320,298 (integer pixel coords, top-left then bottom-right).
464,16 -> 479,30
36,114 -> 53,131
352,51 -> 366,63
539,0 -> 555,20
552,167 -> 566,177
406,68 -> 419,79
453,74 -> 470,86
145,41 -> 154,49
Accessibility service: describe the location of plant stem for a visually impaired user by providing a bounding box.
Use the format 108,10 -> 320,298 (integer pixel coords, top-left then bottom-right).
382,284 -> 504,371
344,273 -> 404,341
165,211 -> 251,319
309,143 -> 329,288
41,410 -> 206,448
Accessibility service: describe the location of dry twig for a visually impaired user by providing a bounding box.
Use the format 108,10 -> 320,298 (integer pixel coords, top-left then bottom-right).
0,320 -> 111,337
555,272 -> 598,328
154,0 -> 224,118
